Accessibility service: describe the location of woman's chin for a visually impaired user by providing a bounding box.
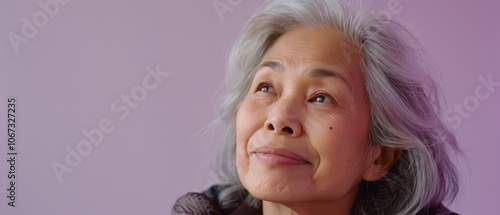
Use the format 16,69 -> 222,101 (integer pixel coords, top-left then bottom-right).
241,168 -> 314,203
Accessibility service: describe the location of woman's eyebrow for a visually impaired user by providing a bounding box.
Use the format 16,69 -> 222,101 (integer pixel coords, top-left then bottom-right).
309,68 -> 350,89
309,68 -> 340,78
310,67 -> 350,85
260,61 -> 343,76
260,61 -> 283,71
259,60 -> 350,88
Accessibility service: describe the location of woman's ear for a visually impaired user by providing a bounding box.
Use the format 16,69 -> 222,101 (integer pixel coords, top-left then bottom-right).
362,145 -> 401,182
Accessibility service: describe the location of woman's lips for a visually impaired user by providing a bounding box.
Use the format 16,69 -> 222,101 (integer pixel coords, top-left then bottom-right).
253,146 -> 309,165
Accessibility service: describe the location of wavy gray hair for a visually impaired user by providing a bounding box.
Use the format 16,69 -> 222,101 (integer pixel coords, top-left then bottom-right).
215,0 -> 460,214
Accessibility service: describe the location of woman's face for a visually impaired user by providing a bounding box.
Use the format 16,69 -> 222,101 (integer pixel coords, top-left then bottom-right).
236,26 -> 381,210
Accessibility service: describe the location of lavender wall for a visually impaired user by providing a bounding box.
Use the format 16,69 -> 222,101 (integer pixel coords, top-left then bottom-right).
0,0 -> 498,214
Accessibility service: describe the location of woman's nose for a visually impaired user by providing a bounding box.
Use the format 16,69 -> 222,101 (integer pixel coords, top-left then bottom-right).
264,98 -> 302,137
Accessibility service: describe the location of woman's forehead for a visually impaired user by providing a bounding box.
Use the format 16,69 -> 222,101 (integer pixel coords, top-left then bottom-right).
260,26 -> 365,92
264,26 -> 362,67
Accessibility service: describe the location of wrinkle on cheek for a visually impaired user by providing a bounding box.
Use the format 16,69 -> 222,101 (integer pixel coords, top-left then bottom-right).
236,106 -> 252,160
311,150 -> 342,184
303,112 -> 335,173
339,109 -> 368,134
247,95 -> 274,114
236,153 -> 248,184
257,174 -> 292,199
306,113 -> 341,138
253,131 -> 271,147
236,143 -> 248,165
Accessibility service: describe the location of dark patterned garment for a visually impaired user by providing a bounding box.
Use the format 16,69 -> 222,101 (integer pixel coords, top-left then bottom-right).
172,185 -> 260,215
172,185 -> 458,215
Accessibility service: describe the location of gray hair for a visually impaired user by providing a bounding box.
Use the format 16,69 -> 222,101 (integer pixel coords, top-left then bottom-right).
215,0 -> 460,214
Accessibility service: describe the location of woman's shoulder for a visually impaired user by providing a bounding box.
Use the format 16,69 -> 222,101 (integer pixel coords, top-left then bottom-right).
172,185 -> 457,215
417,203 -> 459,215
171,185 -> 226,215
435,204 -> 458,215
172,185 -> 262,215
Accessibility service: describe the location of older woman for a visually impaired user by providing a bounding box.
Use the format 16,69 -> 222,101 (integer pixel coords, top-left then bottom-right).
173,0 -> 460,214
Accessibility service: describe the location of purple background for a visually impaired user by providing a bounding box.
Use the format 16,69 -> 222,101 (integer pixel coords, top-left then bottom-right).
0,0 -> 498,214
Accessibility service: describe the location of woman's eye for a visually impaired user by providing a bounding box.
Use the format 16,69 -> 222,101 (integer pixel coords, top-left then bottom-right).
257,83 -> 273,93
309,94 -> 336,104
259,85 -> 270,92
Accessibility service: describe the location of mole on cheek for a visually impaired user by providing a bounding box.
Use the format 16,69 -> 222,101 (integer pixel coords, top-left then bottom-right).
329,126 -> 332,130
